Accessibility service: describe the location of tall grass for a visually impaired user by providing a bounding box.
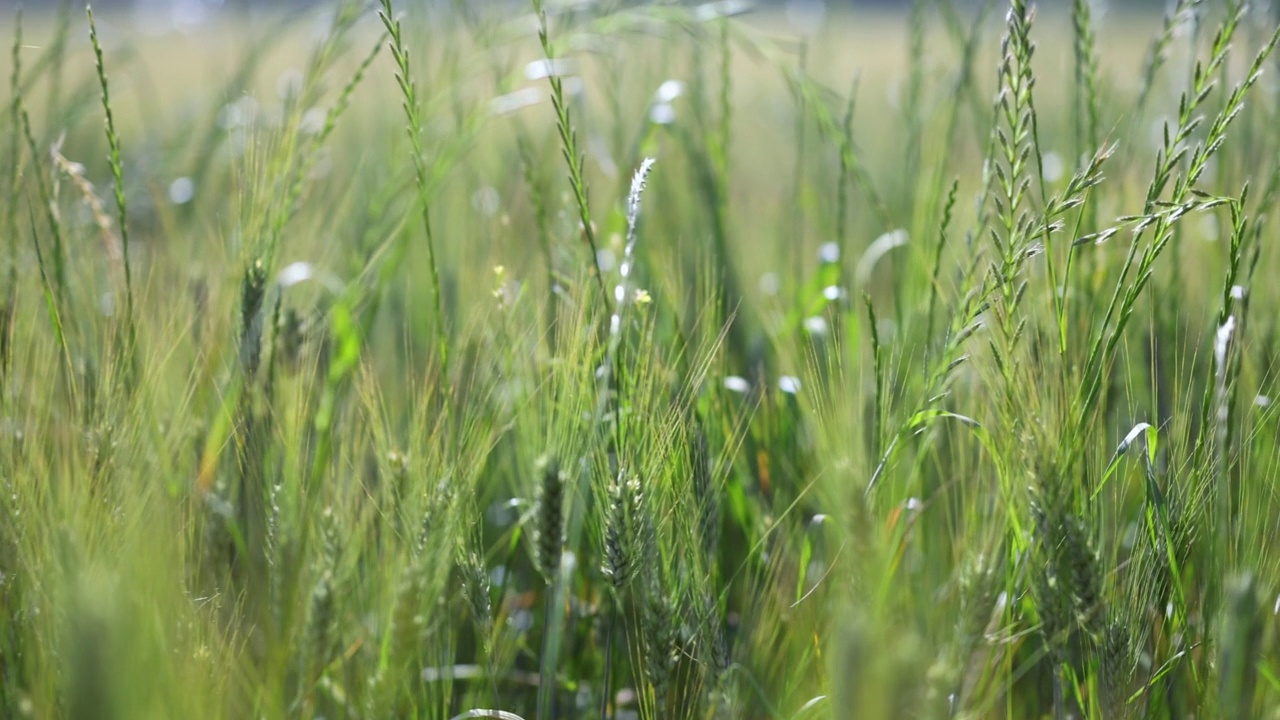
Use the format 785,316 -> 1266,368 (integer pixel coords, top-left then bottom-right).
87,5 -> 137,391
1,1 -> 1280,718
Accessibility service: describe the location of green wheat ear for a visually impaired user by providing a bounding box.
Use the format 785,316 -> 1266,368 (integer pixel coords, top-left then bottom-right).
534,456 -> 565,581
533,454 -> 566,720
601,474 -> 639,592
1219,573 -> 1262,718
641,577 -> 676,712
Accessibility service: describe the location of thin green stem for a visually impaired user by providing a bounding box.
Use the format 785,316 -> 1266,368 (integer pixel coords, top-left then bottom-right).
88,5 -> 138,388
530,0 -> 611,317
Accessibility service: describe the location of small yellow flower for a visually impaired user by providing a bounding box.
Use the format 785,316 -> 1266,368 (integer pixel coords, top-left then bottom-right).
634,288 -> 652,306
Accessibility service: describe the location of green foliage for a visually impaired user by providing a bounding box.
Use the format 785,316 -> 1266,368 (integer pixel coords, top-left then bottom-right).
1,1 -> 1280,719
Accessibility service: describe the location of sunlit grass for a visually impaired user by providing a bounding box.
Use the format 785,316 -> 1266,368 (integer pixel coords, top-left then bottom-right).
1,1 -> 1280,718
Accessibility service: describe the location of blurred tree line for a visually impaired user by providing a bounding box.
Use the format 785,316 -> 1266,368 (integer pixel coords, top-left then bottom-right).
0,0 -> 1177,12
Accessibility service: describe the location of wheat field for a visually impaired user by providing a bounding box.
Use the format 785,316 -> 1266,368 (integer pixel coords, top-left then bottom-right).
1,1 -> 1279,718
